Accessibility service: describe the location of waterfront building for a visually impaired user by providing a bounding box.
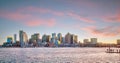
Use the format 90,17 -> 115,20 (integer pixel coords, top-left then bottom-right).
30,33 -> 41,47
7,37 -> 13,43
83,39 -> 91,47
91,38 -> 97,44
65,32 -> 71,44
42,34 -> 51,42
51,33 -> 57,43
117,39 -> 120,45
57,33 -> 62,43
14,34 -> 17,43
19,30 -> 28,47
52,33 -> 56,38
46,35 -> 51,42
117,39 -> 120,47
65,33 -> 77,44
31,33 -> 40,42
62,37 -> 65,44
42,34 -> 47,42
90,38 -> 97,47
83,39 -> 89,44
73,35 -> 78,43
71,34 -> 74,44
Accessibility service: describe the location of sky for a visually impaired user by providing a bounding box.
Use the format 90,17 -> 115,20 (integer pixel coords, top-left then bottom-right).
0,0 -> 120,45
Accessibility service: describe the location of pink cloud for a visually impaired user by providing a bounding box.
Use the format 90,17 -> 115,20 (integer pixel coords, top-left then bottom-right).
103,16 -> 120,22
0,6 -> 97,27
51,11 -> 64,16
0,9 -> 56,27
81,26 -> 120,37
102,11 -> 120,22
67,12 -> 95,23
17,6 -> 64,16
25,18 -> 56,27
0,6 -> 96,24
0,11 -> 31,20
0,6 -> 64,21
22,7 -> 94,22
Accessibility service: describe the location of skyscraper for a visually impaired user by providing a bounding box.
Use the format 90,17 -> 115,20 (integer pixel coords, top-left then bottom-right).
52,33 -> 57,43
62,37 -> 65,44
65,32 -> 71,44
46,35 -> 51,42
31,33 -> 40,42
71,34 -> 74,44
19,30 -> 28,47
57,33 -> 62,42
30,33 -> 40,46
117,39 -> 120,45
91,38 -> 97,44
19,30 -> 23,47
73,35 -> 78,43
83,39 -> 89,44
7,37 -> 13,43
52,33 -> 56,38
42,34 -> 47,42
14,34 -> 17,43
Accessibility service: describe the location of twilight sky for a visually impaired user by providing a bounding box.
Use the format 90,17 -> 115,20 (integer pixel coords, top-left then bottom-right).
0,0 -> 120,44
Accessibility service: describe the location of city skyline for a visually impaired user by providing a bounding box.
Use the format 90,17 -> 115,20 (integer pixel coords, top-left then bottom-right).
0,0 -> 120,45
3,30 -> 101,47
1,30 -> 118,44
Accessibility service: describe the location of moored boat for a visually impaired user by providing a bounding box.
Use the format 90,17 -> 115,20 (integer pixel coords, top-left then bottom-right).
106,48 -> 120,53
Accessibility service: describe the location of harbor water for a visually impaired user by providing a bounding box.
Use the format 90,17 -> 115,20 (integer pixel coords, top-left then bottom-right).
0,48 -> 120,63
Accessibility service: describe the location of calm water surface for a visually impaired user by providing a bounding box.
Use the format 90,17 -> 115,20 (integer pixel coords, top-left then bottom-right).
0,48 -> 120,63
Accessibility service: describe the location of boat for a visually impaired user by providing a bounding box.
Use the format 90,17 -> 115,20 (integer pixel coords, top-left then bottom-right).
106,50 -> 120,53
106,47 -> 120,53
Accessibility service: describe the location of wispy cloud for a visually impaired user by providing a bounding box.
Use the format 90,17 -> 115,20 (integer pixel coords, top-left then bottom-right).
18,7 -> 96,23
103,14 -> 120,22
0,11 -> 31,20
25,18 -> 56,27
82,26 -> 120,37
100,10 -> 120,22
17,6 -> 64,16
0,9 -> 56,27
67,12 -> 95,23
0,6 -> 96,27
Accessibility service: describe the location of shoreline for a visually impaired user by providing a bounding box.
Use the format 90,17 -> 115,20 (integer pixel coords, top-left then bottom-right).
0,47 -> 116,48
